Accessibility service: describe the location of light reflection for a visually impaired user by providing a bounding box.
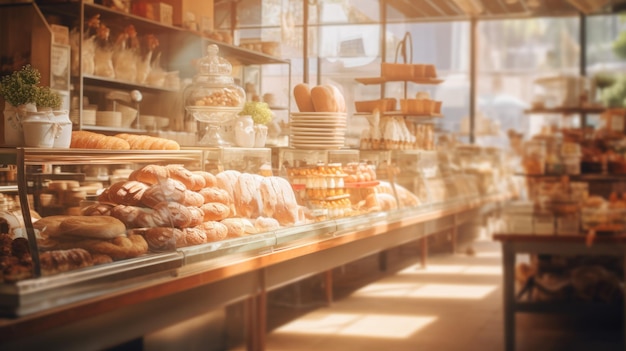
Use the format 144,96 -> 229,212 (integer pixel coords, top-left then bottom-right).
353,282 -> 498,300
409,284 -> 497,299
398,264 -> 501,276
275,312 -> 437,339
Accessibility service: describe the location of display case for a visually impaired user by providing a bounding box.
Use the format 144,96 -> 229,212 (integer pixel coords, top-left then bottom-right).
202,146 -> 272,175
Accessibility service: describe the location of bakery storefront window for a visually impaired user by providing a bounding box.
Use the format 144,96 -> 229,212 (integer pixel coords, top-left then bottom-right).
476,17 -> 581,148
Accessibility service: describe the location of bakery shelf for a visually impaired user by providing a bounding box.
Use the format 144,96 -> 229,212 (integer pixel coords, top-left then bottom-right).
354,111 -> 443,118
523,106 -> 606,114
81,75 -> 180,93
355,77 -> 444,85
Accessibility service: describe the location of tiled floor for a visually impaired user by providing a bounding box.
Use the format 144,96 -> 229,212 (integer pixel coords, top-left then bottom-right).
250,237 -> 623,351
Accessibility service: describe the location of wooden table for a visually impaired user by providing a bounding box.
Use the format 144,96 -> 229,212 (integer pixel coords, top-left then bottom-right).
493,233 -> 626,351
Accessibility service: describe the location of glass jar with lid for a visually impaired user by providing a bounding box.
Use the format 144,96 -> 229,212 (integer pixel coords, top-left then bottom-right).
184,44 -> 246,144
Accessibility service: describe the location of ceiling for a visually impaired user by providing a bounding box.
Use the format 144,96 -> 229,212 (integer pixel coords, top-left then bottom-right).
386,0 -> 626,21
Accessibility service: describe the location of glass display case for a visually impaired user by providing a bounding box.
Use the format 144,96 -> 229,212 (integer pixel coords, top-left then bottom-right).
202,147 -> 272,175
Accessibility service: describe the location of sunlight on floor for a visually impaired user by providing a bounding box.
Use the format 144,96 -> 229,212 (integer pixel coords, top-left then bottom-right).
275,312 -> 437,339
353,282 -> 498,300
397,264 -> 501,276
408,283 -> 498,299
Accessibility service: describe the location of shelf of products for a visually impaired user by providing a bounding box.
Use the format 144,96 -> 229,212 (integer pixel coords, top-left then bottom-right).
0,1 -> 290,141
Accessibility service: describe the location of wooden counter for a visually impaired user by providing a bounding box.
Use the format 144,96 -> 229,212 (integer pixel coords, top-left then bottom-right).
0,195 -> 506,351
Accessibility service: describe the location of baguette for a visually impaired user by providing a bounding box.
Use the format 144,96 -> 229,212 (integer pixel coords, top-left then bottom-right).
310,85 -> 338,112
293,83 -> 315,112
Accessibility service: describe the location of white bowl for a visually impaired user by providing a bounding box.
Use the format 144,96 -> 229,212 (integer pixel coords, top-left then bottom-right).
155,116 -> 170,129
96,111 -> 122,127
138,115 -> 156,129
114,104 -> 138,128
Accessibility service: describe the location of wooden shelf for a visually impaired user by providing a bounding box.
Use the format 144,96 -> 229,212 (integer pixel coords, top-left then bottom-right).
355,77 -> 444,85
524,106 -> 606,115
354,112 -> 443,118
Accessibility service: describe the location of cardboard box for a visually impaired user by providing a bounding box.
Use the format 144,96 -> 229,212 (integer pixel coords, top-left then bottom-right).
148,2 -> 173,26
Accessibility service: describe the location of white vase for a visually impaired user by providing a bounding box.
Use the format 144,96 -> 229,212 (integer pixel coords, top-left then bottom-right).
51,110 -> 72,148
254,124 -> 268,148
234,115 -> 255,148
3,102 -> 35,146
22,111 -> 57,148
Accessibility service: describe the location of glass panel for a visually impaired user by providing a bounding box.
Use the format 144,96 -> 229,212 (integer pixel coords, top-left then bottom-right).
476,17 -> 581,147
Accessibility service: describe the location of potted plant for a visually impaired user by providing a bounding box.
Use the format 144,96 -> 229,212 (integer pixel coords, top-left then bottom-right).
238,101 -> 273,147
1,65 -> 71,148
0,64 -> 40,146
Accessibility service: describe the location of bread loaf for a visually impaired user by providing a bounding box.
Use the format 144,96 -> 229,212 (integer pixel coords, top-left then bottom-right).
260,176 -> 299,226
221,218 -> 257,238
194,171 -> 217,188
74,234 -> 148,260
71,131 -> 131,150
110,204 -> 154,228
82,203 -> 115,216
178,227 -> 207,247
32,215 -> 68,239
233,173 -> 263,218
255,216 -> 280,232
115,133 -> 180,150
293,83 -> 315,112
183,190 -> 204,207
129,165 -> 169,185
216,170 -> 241,200
187,206 -> 204,227
195,221 -> 228,242
200,202 -> 231,222
198,187 -> 232,206
310,85 -> 337,112
152,201 -> 193,228
138,227 -> 178,251
56,215 -> 127,239
141,178 -> 188,208
166,164 -> 205,191
328,84 -> 346,113
106,180 -> 149,206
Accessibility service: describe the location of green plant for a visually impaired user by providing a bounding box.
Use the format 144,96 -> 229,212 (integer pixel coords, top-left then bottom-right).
239,101 -> 273,125
0,64 -> 41,107
34,86 -> 62,110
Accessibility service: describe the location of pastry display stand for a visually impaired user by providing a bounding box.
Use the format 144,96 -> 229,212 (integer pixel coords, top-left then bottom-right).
493,233 -> 626,351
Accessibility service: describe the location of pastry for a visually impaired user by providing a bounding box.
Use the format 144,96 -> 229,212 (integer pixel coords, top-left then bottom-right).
129,164 -> 169,185
200,202 -> 231,222
105,180 -> 149,206
195,221 -> 228,242
166,164 -> 205,191
39,248 -> 93,275
194,171 -> 217,187
198,187 -> 232,206
254,216 -> 280,232
152,201 -> 193,228
141,178 -> 188,208
221,218 -> 257,238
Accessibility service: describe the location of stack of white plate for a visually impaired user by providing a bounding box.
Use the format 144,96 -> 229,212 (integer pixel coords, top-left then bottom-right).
289,112 -> 347,149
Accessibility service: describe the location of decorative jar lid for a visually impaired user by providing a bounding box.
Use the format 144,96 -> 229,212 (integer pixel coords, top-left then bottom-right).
184,44 -> 246,123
